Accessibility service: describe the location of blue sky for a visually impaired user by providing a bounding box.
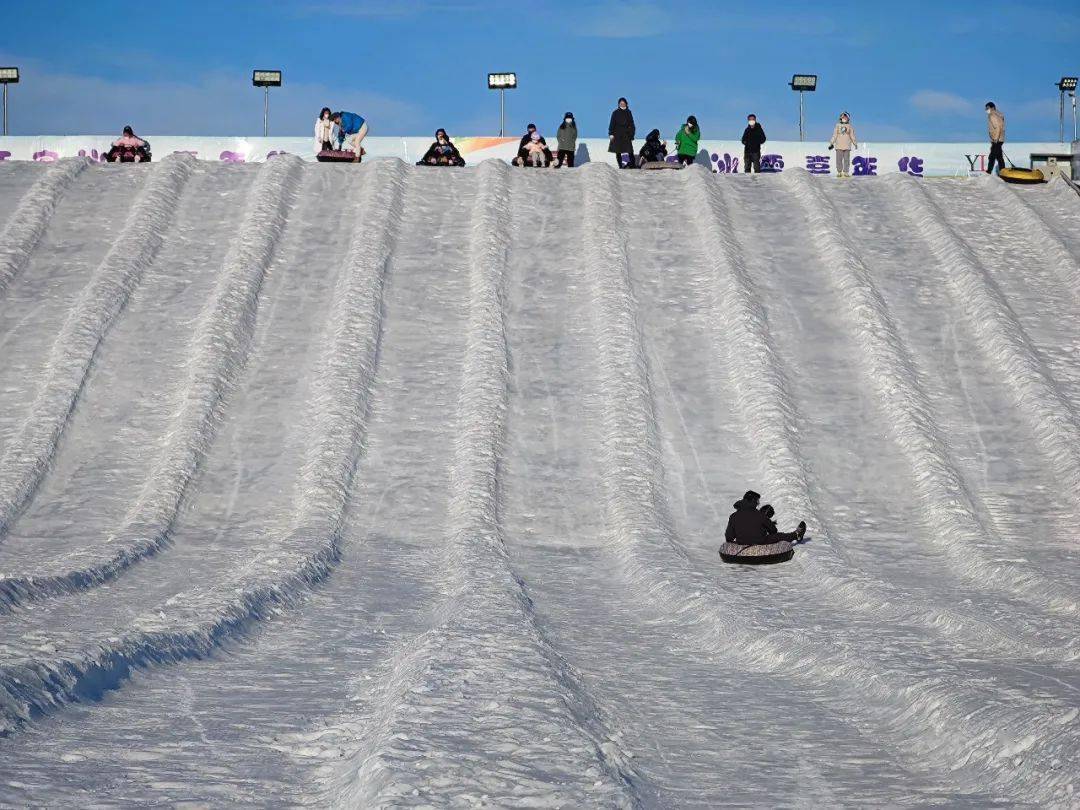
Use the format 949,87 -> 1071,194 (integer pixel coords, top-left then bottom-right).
1,0 -> 1077,142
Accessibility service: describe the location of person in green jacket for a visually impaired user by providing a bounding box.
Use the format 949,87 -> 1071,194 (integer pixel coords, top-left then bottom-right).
675,115 -> 700,166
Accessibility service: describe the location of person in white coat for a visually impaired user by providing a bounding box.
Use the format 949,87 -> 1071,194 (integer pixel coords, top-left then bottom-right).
314,107 -> 335,154
828,112 -> 857,177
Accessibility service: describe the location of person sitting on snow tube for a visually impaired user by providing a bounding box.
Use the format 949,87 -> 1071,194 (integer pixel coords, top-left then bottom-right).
637,128 -> 668,166
725,491 -> 805,545
418,128 -> 465,166
105,126 -> 151,163
514,123 -> 552,167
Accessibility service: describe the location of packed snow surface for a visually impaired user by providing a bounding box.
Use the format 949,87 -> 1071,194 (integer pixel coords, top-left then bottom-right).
1,154 -> 1080,807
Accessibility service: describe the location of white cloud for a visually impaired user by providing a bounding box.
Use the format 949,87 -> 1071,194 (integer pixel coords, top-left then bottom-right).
297,0 -> 486,17
909,90 -> 975,115
0,53 -> 425,136
573,2 -> 677,38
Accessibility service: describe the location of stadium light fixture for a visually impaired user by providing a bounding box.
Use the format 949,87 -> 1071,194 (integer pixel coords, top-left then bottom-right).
789,74 -> 817,142
1057,77 -> 1078,143
487,72 -> 517,136
252,70 -> 283,137
0,67 -> 19,137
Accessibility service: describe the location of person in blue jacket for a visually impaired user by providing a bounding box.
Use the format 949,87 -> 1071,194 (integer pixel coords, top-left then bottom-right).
332,111 -> 369,161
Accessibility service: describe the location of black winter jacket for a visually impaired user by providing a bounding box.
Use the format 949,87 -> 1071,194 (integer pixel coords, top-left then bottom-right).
741,124 -> 767,150
608,107 -> 636,153
725,499 -> 769,544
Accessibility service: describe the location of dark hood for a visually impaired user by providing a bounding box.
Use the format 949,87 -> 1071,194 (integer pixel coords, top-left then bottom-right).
732,499 -> 758,510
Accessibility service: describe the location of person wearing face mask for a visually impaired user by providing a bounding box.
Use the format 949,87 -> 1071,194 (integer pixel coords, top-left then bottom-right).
674,115 -> 700,166
556,112 -> 578,167
741,114 -> 766,173
608,97 -> 636,169
418,128 -> 465,166
828,111 -> 857,178
314,107 -> 335,154
985,102 -> 1006,175
514,123 -> 552,167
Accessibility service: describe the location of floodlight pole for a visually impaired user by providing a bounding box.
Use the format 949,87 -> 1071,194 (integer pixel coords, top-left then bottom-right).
499,88 -> 505,137
1073,92 -> 1077,143
2,83 -> 7,137
264,86 -> 270,137
1060,86 -> 1066,144
799,90 -> 805,142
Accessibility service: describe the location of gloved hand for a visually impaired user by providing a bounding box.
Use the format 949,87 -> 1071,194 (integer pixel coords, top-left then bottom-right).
827,144 -> 834,150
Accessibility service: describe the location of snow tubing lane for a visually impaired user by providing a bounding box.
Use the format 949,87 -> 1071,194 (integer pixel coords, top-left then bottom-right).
719,540 -> 794,565
999,168 -> 1045,184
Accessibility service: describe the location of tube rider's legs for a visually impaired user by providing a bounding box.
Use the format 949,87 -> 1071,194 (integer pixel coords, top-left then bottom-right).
349,122 -> 370,157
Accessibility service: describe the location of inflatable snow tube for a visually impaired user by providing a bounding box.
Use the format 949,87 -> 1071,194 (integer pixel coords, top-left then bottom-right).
317,148 -> 366,163
719,540 -> 794,565
999,167 -> 1045,185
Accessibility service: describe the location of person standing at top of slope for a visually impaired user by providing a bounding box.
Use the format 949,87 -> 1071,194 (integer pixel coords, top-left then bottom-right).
314,107 -> 336,154
675,115 -> 700,166
828,111 -> 858,178
332,111 -> 369,161
985,101 -> 1006,175
741,114 -> 766,174
724,491 -> 805,545
609,97 -> 636,169
555,112 -> 578,167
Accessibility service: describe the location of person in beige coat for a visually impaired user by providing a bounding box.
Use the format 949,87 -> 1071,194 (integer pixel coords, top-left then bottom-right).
828,112 -> 857,177
985,101 -> 1006,174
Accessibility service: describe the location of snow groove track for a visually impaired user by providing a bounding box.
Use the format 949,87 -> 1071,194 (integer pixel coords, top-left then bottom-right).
309,161 -> 644,809
0,155 -> 303,610
0,154 -> 392,735
581,164 -> 1079,806
981,176 -> 1080,311
0,158 -> 88,296
0,155 -> 194,544
893,174 -> 1080,513
783,168 -> 1078,621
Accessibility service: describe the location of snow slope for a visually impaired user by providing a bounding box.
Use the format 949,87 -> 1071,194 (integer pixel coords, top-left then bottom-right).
1,154 -> 1079,807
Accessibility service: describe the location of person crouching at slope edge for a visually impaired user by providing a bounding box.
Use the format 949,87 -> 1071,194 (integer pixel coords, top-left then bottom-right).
333,111 -> 369,161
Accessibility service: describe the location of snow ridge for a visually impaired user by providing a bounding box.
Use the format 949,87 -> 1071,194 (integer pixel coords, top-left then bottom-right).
304,161 -> 645,809
691,169 -> 1077,659
579,164 -> 1079,806
980,175 -> 1080,311
891,173 -> 1080,516
783,167 -> 1078,620
0,155 -> 194,545
0,157 -> 401,735
0,158 -> 88,296
0,154 -> 303,611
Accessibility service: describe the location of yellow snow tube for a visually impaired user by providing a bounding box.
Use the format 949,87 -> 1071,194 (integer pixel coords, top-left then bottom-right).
999,167 -> 1045,184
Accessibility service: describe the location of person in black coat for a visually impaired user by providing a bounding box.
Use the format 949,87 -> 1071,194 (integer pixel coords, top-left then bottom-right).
418,128 -> 465,166
637,129 -> 668,166
724,491 -> 805,545
741,114 -> 766,174
514,123 -> 552,167
608,97 -> 636,169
